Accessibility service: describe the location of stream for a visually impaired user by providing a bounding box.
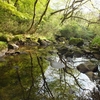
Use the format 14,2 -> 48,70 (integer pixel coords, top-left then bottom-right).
0,45 -> 100,100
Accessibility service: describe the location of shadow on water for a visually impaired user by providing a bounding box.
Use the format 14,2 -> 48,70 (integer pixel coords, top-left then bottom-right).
0,45 -> 100,100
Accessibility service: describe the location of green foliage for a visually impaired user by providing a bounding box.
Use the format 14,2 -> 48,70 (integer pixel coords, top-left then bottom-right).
37,15 -> 61,40
0,0 -> 32,33
91,35 -> 100,47
59,21 -> 95,40
0,1 -> 32,19
89,24 -> 100,36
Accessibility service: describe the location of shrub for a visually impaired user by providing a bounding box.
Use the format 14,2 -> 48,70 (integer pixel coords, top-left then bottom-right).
91,36 -> 100,47
59,21 -> 95,40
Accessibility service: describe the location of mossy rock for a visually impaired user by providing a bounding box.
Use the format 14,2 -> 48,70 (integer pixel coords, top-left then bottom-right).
0,34 -> 8,42
0,41 -> 7,51
69,37 -> 84,47
12,35 -> 24,41
73,47 -> 84,57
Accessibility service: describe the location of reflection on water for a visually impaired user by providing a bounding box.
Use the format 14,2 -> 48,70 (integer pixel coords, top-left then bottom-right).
0,45 -> 100,100
73,58 -> 97,90
45,57 -> 98,93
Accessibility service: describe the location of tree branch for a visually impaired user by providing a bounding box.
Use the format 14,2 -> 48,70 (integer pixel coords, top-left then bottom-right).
14,0 -> 18,7
72,16 -> 100,24
33,0 -> 50,32
50,0 -> 89,23
38,0 -> 50,25
26,0 -> 38,32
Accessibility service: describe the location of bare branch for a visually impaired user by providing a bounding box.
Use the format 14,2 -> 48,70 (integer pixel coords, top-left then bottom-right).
89,0 -> 100,12
50,8 -> 65,15
50,0 -> 90,23
72,16 -> 100,24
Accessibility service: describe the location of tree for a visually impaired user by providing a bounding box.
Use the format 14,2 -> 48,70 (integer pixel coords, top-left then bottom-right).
50,0 -> 100,24
26,0 -> 51,33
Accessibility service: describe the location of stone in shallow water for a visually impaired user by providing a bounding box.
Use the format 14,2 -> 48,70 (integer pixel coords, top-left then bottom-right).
77,61 -> 98,73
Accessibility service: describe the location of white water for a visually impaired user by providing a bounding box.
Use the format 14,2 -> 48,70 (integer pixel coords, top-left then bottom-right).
45,57 -> 97,91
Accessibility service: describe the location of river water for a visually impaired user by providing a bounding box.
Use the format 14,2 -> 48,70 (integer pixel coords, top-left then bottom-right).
0,45 -> 100,100
45,57 -> 98,91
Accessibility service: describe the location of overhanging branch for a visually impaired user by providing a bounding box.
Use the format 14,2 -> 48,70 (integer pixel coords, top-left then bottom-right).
72,16 -> 100,24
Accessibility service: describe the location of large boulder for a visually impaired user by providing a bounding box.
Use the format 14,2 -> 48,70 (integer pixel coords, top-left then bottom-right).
8,43 -> 19,50
69,37 -> 84,47
0,35 -> 8,43
77,61 -> 99,81
37,38 -> 51,46
77,61 -> 98,73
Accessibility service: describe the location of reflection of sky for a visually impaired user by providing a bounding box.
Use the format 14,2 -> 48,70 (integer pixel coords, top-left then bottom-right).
45,57 -> 96,91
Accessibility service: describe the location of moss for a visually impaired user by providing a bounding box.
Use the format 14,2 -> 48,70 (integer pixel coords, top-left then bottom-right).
0,41 -> 7,51
0,34 -> 8,42
12,35 -> 24,41
0,32 -> 13,42
69,37 -> 84,47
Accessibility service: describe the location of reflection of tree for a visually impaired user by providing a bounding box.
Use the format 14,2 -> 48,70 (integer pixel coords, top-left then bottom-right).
37,55 -> 54,99
16,67 -> 25,100
57,53 -> 100,100
26,52 -> 34,100
3,49 -> 99,100
58,53 -> 85,89
36,52 -> 100,99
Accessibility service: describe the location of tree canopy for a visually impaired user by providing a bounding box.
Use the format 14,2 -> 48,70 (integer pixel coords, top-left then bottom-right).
0,0 -> 100,34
